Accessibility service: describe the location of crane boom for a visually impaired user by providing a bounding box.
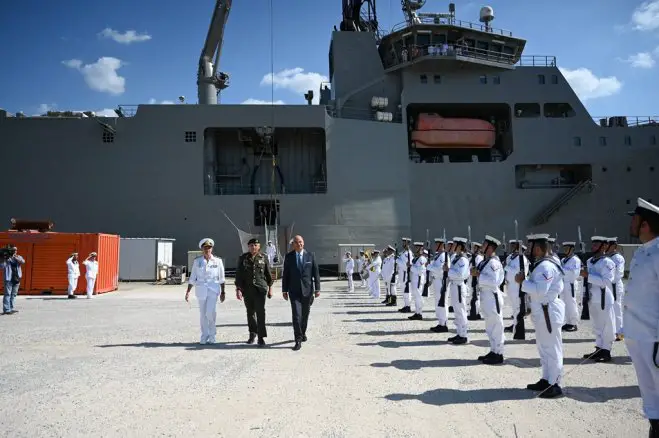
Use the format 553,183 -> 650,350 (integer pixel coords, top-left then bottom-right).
198,0 -> 232,105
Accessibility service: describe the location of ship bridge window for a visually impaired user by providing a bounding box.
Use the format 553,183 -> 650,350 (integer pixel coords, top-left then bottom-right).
417,33 -> 430,48
493,75 -> 501,85
432,34 -> 446,45
254,200 -> 279,227
480,75 -> 487,84
420,74 -> 428,83
544,103 -> 575,118
433,75 -> 441,84
551,75 -> 559,84
624,135 -> 632,146
514,103 -> 541,118
538,75 -> 546,85
651,135 -> 657,145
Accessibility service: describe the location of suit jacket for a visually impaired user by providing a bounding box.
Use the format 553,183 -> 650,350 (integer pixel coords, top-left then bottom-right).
282,249 -> 321,297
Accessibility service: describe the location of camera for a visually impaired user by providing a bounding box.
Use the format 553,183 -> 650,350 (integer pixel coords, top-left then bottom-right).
0,245 -> 17,260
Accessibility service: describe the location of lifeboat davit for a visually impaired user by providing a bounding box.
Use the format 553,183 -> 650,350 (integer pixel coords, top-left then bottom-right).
412,113 -> 496,149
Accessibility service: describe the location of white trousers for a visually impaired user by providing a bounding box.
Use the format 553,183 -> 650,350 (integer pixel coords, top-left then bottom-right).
561,281 -> 580,326
410,276 -> 425,314
368,275 -> 381,298
590,301 -> 616,350
435,278 -> 448,325
532,310 -> 564,385
385,280 -> 396,296
613,281 -> 625,334
507,280 -> 521,322
346,270 -> 354,291
626,339 -> 659,419
359,272 -> 366,287
197,293 -> 219,343
450,282 -> 468,337
67,275 -> 79,296
481,288 -> 505,354
86,276 -> 96,298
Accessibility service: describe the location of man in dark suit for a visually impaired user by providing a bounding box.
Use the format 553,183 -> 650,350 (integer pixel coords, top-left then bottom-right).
281,234 -> 321,351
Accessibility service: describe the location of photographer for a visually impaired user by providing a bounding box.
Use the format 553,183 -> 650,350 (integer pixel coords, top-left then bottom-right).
0,244 -> 25,315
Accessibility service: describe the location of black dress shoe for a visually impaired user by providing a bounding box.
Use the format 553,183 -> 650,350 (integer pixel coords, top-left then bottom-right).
483,353 -> 504,365
258,338 -> 266,347
504,324 -> 514,333
292,342 -> 302,351
302,335 -> 308,342
478,351 -> 495,361
451,336 -> 468,345
526,379 -> 550,391
430,325 -> 448,333
649,419 -> 659,438
398,306 -> 411,313
538,384 -> 563,398
407,313 -> 423,320
467,314 -> 482,321
246,334 -> 256,345
583,347 -> 601,359
594,349 -> 612,362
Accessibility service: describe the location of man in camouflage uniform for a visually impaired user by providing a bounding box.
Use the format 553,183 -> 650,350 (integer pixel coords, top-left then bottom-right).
235,238 -> 274,347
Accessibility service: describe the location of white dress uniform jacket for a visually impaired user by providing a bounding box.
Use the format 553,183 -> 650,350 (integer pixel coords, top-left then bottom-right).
381,254 -> 396,296
505,252 -> 530,322
561,254 -> 582,326
397,248 -> 414,306
478,256 -> 505,354
586,255 -> 616,351
609,251 -> 626,334
66,257 -> 80,296
188,255 -> 226,343
521,258 -> 565,385
409,254 -> 428,314
344,257 -> 355,291
365,255 -> 382,298
428,250 -> 449,325
448,254 -> 470,337
83,260 -> 99,298
624,237 -> 659,420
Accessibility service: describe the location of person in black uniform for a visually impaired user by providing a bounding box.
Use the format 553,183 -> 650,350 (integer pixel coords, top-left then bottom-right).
235,238 -> 274,347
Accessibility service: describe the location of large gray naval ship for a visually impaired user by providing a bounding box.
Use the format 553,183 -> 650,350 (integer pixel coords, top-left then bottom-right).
1,0 -> 658,269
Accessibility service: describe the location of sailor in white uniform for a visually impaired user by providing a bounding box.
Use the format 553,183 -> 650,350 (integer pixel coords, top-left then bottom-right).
504,240 -> 529,335
266,240 -> 277,265
428,238 -> 449,333
407,243 -> 427,320
185,238 -> 226,344
581,236 -> 616,363
357,250 -> 366,288
515,233 -> 565,398
82,252 -> 99,299
473,235 -> 505,364
365,249 -> 382,299
381,246 -> 397,306
397,238 -> 414,313
606,237 -> 626,341
344,251 -> 354,292
560,242 -> 581,332
547,237 -> 562,265
66,252 -> 80,299
446,237 -> 470,344
467,242 -> 484,321
625,197 -> 659,437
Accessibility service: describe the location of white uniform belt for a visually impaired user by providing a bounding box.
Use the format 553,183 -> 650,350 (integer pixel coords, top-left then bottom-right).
538,293 -> 559,305
478,286 -> 499,293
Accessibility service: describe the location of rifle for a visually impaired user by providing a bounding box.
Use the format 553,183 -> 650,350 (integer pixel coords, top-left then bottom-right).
578,225 -> 590,320
513,219 -> 526,340
422,230 -> 431,297
439,229 -> 449,308
468,225 -> 480,319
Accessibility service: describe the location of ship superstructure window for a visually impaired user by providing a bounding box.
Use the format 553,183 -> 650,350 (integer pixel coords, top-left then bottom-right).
420,74 -> 428,84
514,103 -> 540,118
538,74 -> 545,84
651,135 -> 657,145
253,200 -> 279,226
573,136 -> 582,146
515,164 -> 592,189
185,131 -> 197,142
544,103 -> 575,118
102,130 -> 114,143
551,75 -> 559,84
624,136 -> 632,146
480,75 -> 487,84
493,75 -> 501,85
433,75 -> 441,84
599,137 -> 607,146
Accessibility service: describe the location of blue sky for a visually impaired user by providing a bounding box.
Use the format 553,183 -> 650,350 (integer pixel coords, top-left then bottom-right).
1,0 -> 658,118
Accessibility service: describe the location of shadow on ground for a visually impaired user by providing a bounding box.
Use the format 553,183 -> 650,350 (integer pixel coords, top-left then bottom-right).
96,340 -> 295,351
371,355 -> 633,370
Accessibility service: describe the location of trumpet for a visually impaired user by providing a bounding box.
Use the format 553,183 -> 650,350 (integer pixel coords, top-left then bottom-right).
360,249 -> 373,279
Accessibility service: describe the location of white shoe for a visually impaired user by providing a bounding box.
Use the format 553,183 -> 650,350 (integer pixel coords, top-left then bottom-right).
206,338 -> 215,344
199,339 -> 207,345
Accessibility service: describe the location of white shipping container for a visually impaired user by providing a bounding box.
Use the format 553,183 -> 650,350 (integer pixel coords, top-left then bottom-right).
119,238 -> 176,281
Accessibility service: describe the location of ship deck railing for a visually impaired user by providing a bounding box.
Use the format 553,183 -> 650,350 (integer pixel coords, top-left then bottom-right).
382,43 -> 556,70
390,16 -> 513,37
205,181 -> 327,196
592,116 -> 659,128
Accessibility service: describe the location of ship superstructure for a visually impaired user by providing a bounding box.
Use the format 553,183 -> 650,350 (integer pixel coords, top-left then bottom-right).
1,0 -> 657,269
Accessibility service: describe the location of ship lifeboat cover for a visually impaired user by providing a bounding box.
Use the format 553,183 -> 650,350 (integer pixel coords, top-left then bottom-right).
412,114 -> 496,148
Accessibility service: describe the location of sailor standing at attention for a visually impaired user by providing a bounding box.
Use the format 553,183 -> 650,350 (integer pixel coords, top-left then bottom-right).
381,246 -> 397,305
428,238 -> 449,332
185,238 -> 226,345
624,197 -> 659,437
504,240 -> 529,333
547,237 -> 562,265
446,237 -> 470,344
82,252 -> 99,299
473,235 -> 505,364
344,251 -> 355,292
366,249 -> 382,299
397,238 -> 414,313
467,242 -> 484,321
560,242 -> 581,332
66,252 -> 80,299
407,242 -> 427,320
515,233 -> 565,398
265,240 -> 277,265
606,237 -> 626,341
357,250 -> 366,288
581,236 -> 616,362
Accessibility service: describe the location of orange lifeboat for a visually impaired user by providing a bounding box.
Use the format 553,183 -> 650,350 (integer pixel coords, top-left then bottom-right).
412,113 -> 496,149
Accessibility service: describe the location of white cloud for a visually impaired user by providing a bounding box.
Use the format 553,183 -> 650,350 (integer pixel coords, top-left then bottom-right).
37,103 -> 57,114
98,28 -> 152,44
260,68 -> 328,103
559,67 -> 622,101
148,98 -> 175,104
63,57 -> 126,95
620,52 -> 656,68
241,98 -> 285,105
631,0 -> 659,31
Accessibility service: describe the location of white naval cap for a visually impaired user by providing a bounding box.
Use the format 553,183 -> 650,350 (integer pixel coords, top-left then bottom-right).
484,235 -> 501,246
413,241 -> 424,246
453,237 -> 468,243
434,238 -> 445,243
607,237 -> 618,243
562,241 -> 576,247
372,249 -> 380,253
401,237 -> 411,242
590,235 -> 608,242
345,251 -> 351,255
628,197 -> 659,218
387,245 -> 395,251
89,252 -> 97,256
422,249 -> 429,255
547,237 -> 556,243
472,242 -> 482,247
528,233 -> 550,242
509,239 -> 522,244
199,238 -> 214,248
447,240 -> 454,244
521,245 -> 528,251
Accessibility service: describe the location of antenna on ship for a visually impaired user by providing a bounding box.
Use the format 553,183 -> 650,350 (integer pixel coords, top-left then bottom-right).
479,5 -> 495,32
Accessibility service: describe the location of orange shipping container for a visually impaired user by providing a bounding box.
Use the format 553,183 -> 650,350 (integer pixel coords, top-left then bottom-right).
0,232 -> 119,295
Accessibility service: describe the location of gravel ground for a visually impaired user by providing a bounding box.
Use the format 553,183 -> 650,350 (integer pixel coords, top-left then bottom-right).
0,278 -> 645,438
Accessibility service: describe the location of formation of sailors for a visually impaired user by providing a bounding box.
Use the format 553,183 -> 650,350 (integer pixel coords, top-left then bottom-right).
343,226 -> 630,398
